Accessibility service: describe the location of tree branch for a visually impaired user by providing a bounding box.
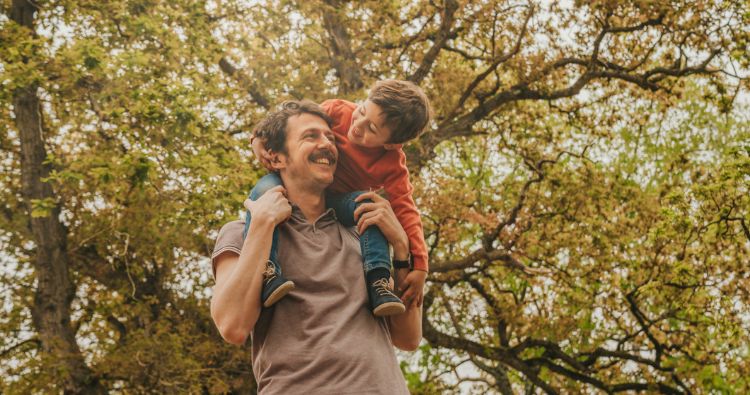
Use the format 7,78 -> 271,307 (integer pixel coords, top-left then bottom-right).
218,57 -> 270,110
321,0 -> 364,94
451,5 -> 534,116
407,0 -> 460,84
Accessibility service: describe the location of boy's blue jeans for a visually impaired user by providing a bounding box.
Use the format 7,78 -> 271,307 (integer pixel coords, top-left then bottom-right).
242,173 -> 391,277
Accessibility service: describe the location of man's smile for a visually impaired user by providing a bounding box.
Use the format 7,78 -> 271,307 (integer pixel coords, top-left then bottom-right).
309,150 -> 336,166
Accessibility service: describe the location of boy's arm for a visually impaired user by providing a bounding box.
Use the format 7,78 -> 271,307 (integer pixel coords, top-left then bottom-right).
381,150 -> 429,272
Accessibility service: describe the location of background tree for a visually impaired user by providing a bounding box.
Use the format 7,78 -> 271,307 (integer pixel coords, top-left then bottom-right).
1,0 -> 748,393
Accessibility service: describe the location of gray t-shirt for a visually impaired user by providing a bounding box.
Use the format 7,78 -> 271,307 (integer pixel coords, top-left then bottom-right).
212,207 -> 409,395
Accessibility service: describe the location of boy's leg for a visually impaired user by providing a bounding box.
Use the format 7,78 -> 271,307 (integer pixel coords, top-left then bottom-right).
327,191 -> 405,316
244,173 -> 294,307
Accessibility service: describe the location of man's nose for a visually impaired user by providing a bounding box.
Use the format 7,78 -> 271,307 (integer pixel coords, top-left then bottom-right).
316,136 -> 334,149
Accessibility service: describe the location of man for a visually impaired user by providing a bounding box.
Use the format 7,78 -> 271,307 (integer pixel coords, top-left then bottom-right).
210,100 -> 421,394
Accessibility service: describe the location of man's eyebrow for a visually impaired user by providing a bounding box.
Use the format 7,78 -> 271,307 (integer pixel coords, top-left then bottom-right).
304,127 -> 334,135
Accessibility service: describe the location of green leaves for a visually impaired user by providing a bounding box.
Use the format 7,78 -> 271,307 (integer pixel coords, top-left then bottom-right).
2,0 -> 750,393
30,197 -> 57,218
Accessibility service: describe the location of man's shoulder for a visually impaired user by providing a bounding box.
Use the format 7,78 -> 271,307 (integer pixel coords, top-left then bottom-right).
211,219 -> 245,260
218,219 -> 245,237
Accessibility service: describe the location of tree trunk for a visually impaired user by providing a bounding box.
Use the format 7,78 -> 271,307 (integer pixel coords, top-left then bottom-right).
11,0 -> 105,393
321,0 -> 364,95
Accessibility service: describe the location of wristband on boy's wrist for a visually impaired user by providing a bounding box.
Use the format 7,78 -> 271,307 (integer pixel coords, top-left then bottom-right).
393,253 -> 413,270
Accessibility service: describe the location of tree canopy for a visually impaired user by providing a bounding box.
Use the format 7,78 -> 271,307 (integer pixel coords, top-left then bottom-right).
1,0 -> 749,393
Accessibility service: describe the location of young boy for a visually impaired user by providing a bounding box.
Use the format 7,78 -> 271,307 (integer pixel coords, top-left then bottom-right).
245,79 -> 431,316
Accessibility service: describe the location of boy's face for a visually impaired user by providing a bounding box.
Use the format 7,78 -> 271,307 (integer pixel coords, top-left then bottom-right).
347,100 -> 395,148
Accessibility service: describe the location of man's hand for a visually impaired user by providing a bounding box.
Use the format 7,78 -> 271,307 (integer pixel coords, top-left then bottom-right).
251,136 -> 275,171
353,191 -> 409,258
243,185 -> 291,226
396,269 -> 426,308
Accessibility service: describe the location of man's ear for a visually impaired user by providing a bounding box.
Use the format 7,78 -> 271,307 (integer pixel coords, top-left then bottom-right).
268,150 -> 287,170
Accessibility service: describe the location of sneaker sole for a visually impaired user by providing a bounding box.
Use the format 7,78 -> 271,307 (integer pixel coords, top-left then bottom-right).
263,281 -> 295,308
373,302 -> 406,317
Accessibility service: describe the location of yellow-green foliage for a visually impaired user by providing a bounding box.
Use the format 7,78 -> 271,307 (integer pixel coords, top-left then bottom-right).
1,0 -> 749,393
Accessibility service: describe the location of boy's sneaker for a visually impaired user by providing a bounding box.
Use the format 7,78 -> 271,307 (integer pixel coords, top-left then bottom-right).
368,278 -> 406,316
261,260 -> 295,307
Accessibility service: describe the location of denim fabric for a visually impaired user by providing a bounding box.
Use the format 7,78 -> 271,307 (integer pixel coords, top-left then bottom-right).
243,173 -> 283,273
243,173 -> 390,275
325,191 -> 391,273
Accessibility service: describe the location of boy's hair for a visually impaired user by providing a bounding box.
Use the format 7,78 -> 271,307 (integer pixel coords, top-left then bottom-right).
368,79 -> 432,144
253,100 -> 333,154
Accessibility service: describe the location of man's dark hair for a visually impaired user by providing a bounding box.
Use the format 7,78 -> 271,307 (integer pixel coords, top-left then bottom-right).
368,79 -> 432,144
253,100 -> 333,154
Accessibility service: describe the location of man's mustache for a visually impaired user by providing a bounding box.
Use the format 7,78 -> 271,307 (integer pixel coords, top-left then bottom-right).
309,149 -> 337,164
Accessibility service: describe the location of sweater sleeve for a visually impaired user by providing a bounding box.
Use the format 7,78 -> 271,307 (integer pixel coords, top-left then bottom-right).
320,99 -> 353,138
382,150 -> 429,272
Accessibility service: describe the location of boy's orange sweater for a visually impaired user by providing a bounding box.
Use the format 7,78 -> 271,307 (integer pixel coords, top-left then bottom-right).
321,99 -> 428,272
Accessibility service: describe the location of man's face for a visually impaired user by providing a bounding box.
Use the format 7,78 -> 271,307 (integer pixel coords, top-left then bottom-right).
277,113 -> 338,189
347,100 -> 394,148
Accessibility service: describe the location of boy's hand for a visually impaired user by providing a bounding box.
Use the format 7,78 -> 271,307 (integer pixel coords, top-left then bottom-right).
251,136 -> 274,171
397,269 -> 427,308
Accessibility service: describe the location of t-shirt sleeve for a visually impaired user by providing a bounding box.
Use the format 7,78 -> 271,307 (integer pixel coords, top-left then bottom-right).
210,220 -> 245,279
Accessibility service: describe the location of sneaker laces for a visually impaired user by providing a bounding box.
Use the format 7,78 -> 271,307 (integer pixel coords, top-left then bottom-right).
263,261 -> 277,284
372,278 -> 396,297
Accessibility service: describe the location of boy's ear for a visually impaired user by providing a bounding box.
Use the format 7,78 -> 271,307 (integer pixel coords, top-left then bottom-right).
383,143 -> 402,151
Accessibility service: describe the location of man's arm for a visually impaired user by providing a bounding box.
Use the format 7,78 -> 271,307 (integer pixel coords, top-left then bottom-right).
352,191 -> 423,351
210,186 -> 291,345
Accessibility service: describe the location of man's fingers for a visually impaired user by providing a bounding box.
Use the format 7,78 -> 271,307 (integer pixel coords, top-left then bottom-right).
356,209 -> 378,225
354,191 -> 385,203
356,209 -> 376,230
353,196 -> 389,220
353,202 -> 378,221
243,198 -> 253,211
356,210 -> 384,233
357,215 -> 376,234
